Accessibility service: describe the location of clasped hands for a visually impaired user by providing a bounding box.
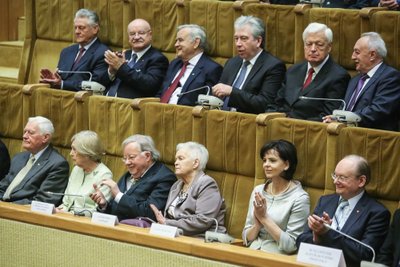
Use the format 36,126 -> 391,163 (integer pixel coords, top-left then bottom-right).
90,179 -> 120,208
104,50 -> 126,75
308,212 -> 332,236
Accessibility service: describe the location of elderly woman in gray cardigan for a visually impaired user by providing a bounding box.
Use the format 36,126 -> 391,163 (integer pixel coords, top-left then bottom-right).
150,141 -> 226,236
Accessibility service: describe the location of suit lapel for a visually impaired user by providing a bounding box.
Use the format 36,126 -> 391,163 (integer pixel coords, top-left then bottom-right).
125,162 -> 159,195
180,55 -> 205,95
73,39 -> 99,71
341,193 -> 367,232
355,63 -> 385,101
241,51 -> 265,90
163,180 -> 181,214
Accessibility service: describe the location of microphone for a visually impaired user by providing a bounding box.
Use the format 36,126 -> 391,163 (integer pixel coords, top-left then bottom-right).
57,70 -> 105,95
323,223 -> 386,266
298,96 -> 361,124
178,213 -> 234,243
176,86 -> 223,109
46,191 -> 86,209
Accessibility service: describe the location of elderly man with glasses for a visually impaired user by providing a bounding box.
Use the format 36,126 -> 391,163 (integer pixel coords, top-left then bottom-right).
90,134 -> 176,221
296,155 -> 390,267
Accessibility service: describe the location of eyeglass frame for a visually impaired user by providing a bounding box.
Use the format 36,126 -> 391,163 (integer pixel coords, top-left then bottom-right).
121,151 -> 147,163
331,172 -> 361,183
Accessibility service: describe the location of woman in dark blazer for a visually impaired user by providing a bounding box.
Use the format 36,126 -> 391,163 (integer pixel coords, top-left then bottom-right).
150,142 -> 226,236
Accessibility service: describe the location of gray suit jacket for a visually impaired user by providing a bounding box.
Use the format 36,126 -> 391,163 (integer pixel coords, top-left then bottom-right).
0,145 -> 69,205
164,172 -> 226,236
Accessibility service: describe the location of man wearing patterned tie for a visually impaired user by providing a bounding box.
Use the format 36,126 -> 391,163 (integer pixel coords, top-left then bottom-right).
105,19 -> 169,99
0,116 -> 69,205
267,23 -> 350,121
158,24 -> 222,106
296,155 -> 390,267
212,15 -> 285,114
323,32 -> 400,131
39,9 -> 110,91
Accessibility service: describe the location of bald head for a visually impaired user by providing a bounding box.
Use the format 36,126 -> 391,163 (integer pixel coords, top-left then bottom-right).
127,18 -> 152,52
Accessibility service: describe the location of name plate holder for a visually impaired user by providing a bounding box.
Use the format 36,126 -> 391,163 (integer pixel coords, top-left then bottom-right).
31,200 -> 55,215
297,242 -> 346,267
91,212 -> 119,227
150,223 -> 179,238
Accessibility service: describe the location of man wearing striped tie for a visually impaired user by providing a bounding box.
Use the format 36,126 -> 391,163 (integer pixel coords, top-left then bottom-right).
296,155 -> 390,267
0,116 -> 69,205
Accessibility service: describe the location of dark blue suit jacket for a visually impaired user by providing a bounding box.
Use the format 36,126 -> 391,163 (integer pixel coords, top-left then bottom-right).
158,54 -> 222,106
0,139 -> 10,180
322,0 -> 371,8
106,161 -> 176,221
220,50 -> 286,114
270,57 -> 350,121
57,38 -> 110,91
296,193 -> 390,267
344,63 -> 400,131
0,145 -> 69,205
377,209 -> 400,267
106,47 -> 169,99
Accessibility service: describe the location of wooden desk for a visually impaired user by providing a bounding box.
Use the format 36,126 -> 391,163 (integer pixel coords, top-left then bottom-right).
0,202 -> 307,267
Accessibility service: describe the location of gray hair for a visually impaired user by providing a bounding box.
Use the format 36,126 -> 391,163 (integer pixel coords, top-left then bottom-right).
302,22 -> 333,44
177,24 -> 208,51
71,130 -> 104,162
234,16 -> 265,46
361,32 -> 387,58
122,134 -> 160,161
27,116 -> 54,136
176,141 -> 209,171
75,9 -> 99,27
343,154 -> 371,185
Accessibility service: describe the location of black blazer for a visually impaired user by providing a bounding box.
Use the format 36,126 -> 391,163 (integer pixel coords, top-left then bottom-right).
0,139 -> 10,180
158,54 -> 222,106
377,209 -> 400,267
296,193 -> 390,267
270,57 -> 350,121
322,0 -> 371,9
107,47 -> 169,99
0,145 -> 69,205
344,63 -> 400,131
219,50 -> 286,114
107,161 -> 176,221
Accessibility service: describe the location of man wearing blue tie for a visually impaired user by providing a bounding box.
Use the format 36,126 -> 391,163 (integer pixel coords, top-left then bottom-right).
296,155 -> 390,267
104,19 -> 169,99
39,9 -> 110,91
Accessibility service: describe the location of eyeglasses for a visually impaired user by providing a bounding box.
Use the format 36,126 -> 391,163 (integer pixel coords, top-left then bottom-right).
128,30 -> 150,37
121,152 -> 144,163
331,172 -> 357,182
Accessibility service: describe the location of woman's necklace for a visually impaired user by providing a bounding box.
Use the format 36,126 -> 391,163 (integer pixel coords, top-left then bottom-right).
271,181 -> 292,196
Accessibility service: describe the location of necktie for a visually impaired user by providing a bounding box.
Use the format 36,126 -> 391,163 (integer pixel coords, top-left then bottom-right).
222,61 -> 250,110
346,74 -> 369,111
302,68 -> 315,89
72,47 -> 86,70
160,61 -> 188,103
107,54 -> 138,97
334,199 -> 349,230
3,155 -> 35,200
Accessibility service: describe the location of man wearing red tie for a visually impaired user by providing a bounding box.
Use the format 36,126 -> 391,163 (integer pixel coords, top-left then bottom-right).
39,9 -> 109,91
158,24 -> 222,106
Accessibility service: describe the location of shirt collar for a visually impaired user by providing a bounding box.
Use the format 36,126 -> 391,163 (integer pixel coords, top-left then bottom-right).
188,52 -> 203,66
31,144 -> 49,162
340,190 -> 364,210
132,45 -> 152,61
307,54 -> 330,74
80,37 -> 97,51
366,61 -> 383,79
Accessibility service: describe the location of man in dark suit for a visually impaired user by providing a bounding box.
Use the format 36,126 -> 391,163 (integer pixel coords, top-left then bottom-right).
268,22 -> 350,121
212,16 -> 286,114
376,208 -> 400,267
296,155 -> 390,267
0,139 -> 10,180
90,135 -> 176,221
324,32 -> 400,131
158,24 -> 222,106
40,9 -> 109,91
322,0 -> 371,8
104,19 -> 169,99
0,116 -> 69,205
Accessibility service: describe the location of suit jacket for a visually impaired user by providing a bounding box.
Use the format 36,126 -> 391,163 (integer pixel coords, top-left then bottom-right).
0,139 -> 10,180
270,57 -> 350,121
322,0 -> 371,8
158,54 -> 222,106
220,50 -> 286,114
106,47 -> 169,99
57,38 -> 110,91
163,172 -> 226,236
376,209 -> 400,267
0,145 -> 69,205
296,193 -> 390,267
344,63 -> 400,131
106,161 -> 176,221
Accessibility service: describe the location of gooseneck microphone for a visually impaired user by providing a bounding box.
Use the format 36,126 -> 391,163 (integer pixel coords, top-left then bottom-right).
57,70 -> 105,94
57,70 -> 93,81
46,191 -> 86,209
176,85 -> 210,97
298,95 -> 346,110
324,223 -> 380,264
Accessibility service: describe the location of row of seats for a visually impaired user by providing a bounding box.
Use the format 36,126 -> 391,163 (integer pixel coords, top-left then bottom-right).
4,0 -> 400,86
1,81 -> 399,238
